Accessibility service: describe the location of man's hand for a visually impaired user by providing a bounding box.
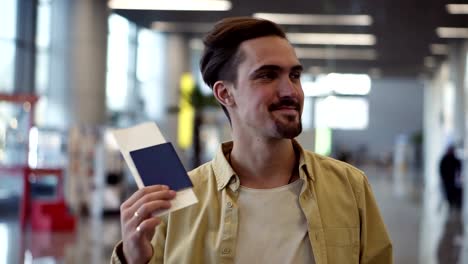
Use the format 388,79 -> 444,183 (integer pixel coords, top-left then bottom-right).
120,185 -> 176,264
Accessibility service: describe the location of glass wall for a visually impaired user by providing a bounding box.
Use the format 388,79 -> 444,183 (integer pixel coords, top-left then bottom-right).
35,0 -> 51,96
137,29 -> 166,121
0,0 -> 18,93
106,14 -> 133,112
106,14 -> 166,125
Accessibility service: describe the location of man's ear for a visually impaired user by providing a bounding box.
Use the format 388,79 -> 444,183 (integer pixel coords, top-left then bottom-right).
213,81 -> 235,107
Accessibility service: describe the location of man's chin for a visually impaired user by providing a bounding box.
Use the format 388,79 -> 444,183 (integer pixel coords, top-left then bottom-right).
274,121 -> 302,139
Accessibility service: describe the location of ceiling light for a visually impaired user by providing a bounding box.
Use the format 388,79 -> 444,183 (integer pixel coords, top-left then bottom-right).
253,13 -> 373,26
295,47 -> 377,60
436,27 -> 468,38
287,33 -> 376,46
430,44 -> 449,55
109,0 -> 232,11
152,22 -> 213,33
446,4 -> 468,14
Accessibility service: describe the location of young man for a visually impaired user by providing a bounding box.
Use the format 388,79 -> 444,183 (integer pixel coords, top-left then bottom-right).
112,17 -> 392,264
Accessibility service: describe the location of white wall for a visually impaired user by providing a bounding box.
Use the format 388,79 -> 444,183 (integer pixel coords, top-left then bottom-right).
331,78 -> 424,161
419,63 -> 450,264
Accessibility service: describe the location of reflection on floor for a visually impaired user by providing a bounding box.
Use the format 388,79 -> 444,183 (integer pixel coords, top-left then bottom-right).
437,211 -> 463,264
0,165 -> 464,263
1,216 -> 120,264
363,166 -> 422,264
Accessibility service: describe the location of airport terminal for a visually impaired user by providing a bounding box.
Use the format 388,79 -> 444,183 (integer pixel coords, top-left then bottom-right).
0,0 -> 468,263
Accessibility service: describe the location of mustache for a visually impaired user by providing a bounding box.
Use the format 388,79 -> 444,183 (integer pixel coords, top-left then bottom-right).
268,97 -> 301,111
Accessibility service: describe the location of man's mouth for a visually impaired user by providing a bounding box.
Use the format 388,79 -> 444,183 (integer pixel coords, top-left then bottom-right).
276,106 -> 298,110
273,107 -> 299,115
268,99 -> 301,113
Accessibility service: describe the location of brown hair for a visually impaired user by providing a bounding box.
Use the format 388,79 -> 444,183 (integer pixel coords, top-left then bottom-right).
200,17 -> 286,122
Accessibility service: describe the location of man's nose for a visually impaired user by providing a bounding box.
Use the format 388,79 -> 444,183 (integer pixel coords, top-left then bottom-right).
278,76 -> 299,97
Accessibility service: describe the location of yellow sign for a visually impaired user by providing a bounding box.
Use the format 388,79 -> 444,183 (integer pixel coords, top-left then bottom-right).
178,73 -> 195,149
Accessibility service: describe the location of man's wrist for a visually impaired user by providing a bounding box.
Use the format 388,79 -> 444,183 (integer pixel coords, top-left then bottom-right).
114,242 -> 128,264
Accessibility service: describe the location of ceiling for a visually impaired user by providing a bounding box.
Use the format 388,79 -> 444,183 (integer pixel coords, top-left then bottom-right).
114,0 -> 468,78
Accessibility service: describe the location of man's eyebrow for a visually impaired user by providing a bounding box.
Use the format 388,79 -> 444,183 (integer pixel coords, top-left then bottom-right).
252,65 -> 281,74
291,65 -> 304,72
251,64 -> 304,75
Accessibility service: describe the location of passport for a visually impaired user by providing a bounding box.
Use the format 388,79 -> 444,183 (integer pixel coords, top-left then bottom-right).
129,142 -> 193,191
111,122 -> 198,216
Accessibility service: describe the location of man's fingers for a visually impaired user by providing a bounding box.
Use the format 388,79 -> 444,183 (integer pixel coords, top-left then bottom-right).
136,217 -> 163,241
126,200 -> 172,230
136,200 -> 172,219
126,190 -> 176,220
121,185 -> 170,209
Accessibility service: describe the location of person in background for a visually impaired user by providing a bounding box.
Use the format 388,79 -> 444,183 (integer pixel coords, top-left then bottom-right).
439,145 -> 462,211
111,17 -> 392,264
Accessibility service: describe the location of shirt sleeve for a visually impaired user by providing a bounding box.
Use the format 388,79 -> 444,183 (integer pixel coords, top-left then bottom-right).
358,176 -> 393,264
110,241 -> 126,264
109,216 -> 168,264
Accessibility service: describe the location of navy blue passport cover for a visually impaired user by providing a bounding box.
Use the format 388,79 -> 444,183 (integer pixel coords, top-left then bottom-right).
129,142 -> 193,191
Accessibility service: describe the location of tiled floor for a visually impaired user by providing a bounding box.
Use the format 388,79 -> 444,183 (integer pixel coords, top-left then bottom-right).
363,166 -> 422,264
1,216 -> 120,264
0,165 -> 464,263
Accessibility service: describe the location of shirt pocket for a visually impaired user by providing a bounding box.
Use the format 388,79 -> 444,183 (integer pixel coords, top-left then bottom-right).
324,227 -> 359,264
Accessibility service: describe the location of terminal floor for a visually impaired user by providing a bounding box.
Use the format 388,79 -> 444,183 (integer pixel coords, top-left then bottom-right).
0,166 -> 464,263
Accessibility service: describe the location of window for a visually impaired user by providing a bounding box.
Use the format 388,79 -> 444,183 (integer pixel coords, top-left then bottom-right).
0,0 -> 17,40
106,14 -> 132,111
0,0 -> 18,92
137,28 -> 166,120
35,0 -> 52,95
314,96 -> 369,130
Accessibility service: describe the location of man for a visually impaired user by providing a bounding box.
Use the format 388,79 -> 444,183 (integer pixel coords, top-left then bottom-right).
112,17 -> 392,264
439,145 -> 462,210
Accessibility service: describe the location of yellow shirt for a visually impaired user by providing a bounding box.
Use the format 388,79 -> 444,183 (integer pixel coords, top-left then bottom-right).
111,140 -> 392,264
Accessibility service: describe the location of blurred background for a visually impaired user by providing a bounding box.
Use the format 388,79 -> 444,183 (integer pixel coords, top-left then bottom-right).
0,0 -> 467,263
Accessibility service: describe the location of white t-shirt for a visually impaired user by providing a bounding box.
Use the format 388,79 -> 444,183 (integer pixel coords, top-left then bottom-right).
234,179 -> 315,264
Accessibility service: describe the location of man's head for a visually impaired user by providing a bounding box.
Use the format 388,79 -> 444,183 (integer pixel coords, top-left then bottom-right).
447,145 -> 456,155
200,17 -> 304,139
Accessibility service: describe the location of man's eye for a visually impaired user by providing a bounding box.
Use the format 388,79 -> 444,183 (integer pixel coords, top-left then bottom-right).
258,72 -> 277,80
290,72 -> 301,80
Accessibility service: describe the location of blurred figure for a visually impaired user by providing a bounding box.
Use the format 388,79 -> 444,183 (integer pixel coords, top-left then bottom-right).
439,145 -> 462,211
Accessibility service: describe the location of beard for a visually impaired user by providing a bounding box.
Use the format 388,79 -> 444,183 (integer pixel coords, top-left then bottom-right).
268,97 -> 303,138
272,114 -> 302,139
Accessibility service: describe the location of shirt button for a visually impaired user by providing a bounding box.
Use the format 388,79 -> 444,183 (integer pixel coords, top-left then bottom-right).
222,248 -> 231,254
227,202 -> 233,208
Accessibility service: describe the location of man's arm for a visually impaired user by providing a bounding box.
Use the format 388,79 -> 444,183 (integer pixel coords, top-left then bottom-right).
359,177 -> 393,264
110,218 -> 167,264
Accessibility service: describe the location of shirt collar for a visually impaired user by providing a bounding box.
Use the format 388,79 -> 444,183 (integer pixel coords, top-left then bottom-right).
212,139 -> 315,191
212,141 -> 237,191
292,139 -> 316,182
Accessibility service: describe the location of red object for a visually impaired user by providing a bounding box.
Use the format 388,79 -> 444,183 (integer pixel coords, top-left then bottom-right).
31,200 -> 76,231
0,94 -> 75,264
0,93 -> 75,233
0,166 -> 76,232
28,168 -> 76,232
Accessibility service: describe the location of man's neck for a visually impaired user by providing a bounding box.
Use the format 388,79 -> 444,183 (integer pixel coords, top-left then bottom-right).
229,136 -> 299,189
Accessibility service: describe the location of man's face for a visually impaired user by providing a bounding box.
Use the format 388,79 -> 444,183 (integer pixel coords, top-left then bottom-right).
228,36 -> 304,139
